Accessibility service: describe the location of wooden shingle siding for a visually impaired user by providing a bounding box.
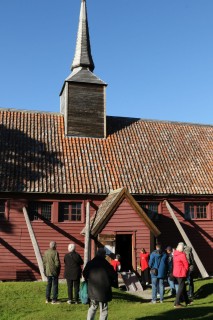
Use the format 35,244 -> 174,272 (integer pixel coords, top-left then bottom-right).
71,0 -> 95,72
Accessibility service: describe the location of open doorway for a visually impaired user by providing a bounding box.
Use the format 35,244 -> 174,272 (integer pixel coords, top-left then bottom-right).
116,234 -> 132,271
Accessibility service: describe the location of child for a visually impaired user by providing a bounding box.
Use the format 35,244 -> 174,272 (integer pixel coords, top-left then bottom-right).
110,254 -> 121,288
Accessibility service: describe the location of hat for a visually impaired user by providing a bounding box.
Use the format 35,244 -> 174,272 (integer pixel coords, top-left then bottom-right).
166,246 -> 172,251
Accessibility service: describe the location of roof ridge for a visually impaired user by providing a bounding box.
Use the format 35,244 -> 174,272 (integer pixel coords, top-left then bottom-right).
0,107 -> 61,116
106,115 -> 213,128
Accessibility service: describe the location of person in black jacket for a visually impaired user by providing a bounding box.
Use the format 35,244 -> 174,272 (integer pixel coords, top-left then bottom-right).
83,248 -> 117,320
64,243 -> 84,304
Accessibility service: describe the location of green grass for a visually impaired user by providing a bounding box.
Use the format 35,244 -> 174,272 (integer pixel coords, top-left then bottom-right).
0,278 -> 212,320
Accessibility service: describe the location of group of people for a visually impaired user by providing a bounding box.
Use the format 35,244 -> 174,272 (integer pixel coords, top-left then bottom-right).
43,241 -> 83,305
140,242 -> 195,308
43,241 -> 118,319
42,239 -> 195,319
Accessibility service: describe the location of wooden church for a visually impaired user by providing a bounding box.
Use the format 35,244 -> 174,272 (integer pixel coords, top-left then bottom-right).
0,0 -> 212,281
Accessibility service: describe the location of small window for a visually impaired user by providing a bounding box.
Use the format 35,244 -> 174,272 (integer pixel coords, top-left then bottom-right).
185,203 -> 208,220
28,202 -> 52,221
0,201 -> 6,221
140,202 -> 159,220
59,202 -> 82,222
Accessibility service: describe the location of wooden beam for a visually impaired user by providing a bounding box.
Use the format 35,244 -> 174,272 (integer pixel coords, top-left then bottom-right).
23,207 -> 47,281
84,201 -> 91,267
164,200 -> 209,278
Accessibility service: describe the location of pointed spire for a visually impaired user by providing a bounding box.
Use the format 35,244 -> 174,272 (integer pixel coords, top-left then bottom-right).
71,0 -> 95,72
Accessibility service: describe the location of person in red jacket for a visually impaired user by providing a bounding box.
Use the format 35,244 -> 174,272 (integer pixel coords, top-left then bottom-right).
173,242 -> 191,307
140,248 -> 150,285
110,254 -> 121,288
110,254 -> 121,271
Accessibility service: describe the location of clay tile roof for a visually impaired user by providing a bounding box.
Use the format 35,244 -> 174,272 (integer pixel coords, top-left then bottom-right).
0,109 -> 212,195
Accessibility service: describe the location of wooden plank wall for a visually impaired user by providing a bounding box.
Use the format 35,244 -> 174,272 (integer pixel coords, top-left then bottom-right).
155,201 -> 213,273
0,200 -> 39,280
0,196 -> 212,280
100,199 -> 152,269
0,199 -> 85,281
67,83 -> 105,138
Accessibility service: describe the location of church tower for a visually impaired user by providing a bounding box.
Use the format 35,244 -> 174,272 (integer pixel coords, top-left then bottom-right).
60,0 -> 107,138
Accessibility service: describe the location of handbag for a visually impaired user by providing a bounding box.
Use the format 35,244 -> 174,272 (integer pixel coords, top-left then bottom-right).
150,255 -> 162,276
79,281 -> 89,304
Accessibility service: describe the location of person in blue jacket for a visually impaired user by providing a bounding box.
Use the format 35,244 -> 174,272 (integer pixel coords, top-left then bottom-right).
149,244 -> 168,303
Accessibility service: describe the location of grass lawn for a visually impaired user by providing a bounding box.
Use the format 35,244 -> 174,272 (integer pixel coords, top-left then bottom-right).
0,278 -> 212,320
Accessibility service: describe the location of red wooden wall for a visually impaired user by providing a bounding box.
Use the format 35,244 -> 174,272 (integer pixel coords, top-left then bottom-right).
100,198 -> 152,269
0,195 -> 212,280
155,200 -> 213,273
0,198 -> 86,280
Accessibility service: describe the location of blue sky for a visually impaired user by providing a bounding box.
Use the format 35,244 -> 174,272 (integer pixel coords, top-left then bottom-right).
0,0 -> 212,125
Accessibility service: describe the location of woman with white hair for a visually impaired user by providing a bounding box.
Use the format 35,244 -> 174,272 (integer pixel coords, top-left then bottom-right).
64,243 -> 83,304
173,242 -> 191,308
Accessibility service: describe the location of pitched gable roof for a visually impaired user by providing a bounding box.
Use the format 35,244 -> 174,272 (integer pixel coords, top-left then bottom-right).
0,109 -> 212,195
82,187 -> 161,237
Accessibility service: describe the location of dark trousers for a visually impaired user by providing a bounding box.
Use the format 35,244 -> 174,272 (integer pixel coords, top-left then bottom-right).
66,279 -> 80,301
141,268 -> 150,284
46,276 -> 58,301
174,277 -> 189,306
187,271 -> 194,297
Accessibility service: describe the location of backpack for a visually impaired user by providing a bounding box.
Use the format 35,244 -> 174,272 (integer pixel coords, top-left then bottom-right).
79,281 -> 89,304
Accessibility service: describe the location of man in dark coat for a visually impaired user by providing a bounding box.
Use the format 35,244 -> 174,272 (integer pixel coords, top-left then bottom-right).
43,240 -> 61,304
184,245 -> 195,298
83,248 -> 117,320
64,243 -> 84,304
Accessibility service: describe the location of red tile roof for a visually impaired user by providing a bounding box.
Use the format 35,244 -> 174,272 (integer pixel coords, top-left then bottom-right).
0,109 -> 212,195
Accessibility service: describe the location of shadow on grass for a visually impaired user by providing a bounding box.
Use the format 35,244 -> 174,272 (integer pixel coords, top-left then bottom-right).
113,290 -> 144,303
135,306 -> 213,320
194,283 -> 213,300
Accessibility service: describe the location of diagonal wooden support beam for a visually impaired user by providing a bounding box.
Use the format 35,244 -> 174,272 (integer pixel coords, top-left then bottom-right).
84,201 -> 91,267
23,207 -> 47,281
164,200 -> 209,279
